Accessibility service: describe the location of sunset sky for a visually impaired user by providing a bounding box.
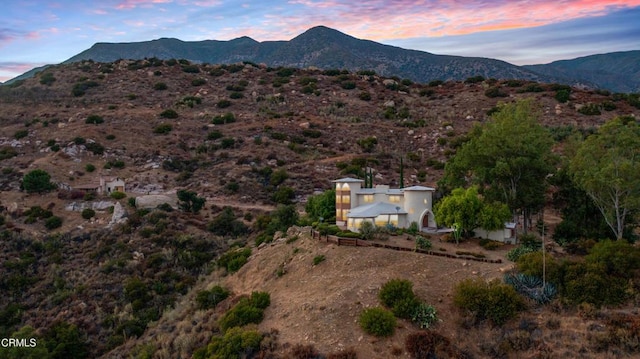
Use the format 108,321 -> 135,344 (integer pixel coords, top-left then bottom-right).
1,1 -> 639,82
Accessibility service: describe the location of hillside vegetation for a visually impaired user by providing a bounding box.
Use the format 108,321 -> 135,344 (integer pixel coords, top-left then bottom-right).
0,58 -> 639,358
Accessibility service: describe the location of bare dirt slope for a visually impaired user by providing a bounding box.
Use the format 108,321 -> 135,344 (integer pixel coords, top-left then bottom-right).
225,227 -> 511,357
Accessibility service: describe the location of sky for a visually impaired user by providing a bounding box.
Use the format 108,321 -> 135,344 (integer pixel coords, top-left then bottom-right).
1,1 -> 639,82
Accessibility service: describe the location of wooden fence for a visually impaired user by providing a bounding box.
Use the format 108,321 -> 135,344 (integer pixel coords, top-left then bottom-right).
310,229 -> 502,264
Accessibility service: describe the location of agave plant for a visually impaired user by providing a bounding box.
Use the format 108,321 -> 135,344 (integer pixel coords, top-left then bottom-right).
504,273 -> 557,305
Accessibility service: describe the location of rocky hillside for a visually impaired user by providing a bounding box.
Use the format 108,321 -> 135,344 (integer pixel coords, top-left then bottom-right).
0,59 -> 639,358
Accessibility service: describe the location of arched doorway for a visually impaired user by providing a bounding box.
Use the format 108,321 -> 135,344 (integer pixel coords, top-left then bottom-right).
420,210 -> 434,231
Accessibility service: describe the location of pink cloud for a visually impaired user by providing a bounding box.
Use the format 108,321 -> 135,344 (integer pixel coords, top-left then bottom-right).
0,62 -> 48,82
276,0 -> 640,40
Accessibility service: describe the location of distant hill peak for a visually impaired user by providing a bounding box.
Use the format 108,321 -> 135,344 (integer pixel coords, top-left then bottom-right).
4,25 -> 638,92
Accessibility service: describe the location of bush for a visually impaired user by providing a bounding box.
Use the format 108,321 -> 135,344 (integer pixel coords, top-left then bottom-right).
194,327 -> 262,359
85,114 -> 104,124
196,285 -> 230,310
85,142 -> 104,155
217,99 -> 232,108
341,81 -> 356,90
485,86 -> 508,98
14,129 -> 28,140
453,278 -> 525,325
379,279 -> 416,309
153,82 -> 168,90
217,248 -> 252,273
153,123 -> 172,134
110,191 -> 126,200
159,109 -> 178,119
191,78 -> 206,86
211,112 -> 236,125
22,169 -> 56,193
81,208 -> 95,219
312,255 -> 325,265
555,89 -> 570,103
586,239 -> 640,278
40,72 -> 56,85
45,216 -> 63,230
249,291 -> 271,309
359,307 -> 396,337
358,91 -> 371,101
217,292 -> 271,332
415,236 -> 432,250
578,103 -> 601,115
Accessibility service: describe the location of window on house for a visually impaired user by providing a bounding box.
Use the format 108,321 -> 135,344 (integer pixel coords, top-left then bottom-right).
363,195 -> 373,203
389,195 -> 401,203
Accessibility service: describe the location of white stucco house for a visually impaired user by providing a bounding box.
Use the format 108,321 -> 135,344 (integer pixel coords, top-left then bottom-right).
333,177 -> 437,232
74,176 -> 125,196
333,177 -> 517,242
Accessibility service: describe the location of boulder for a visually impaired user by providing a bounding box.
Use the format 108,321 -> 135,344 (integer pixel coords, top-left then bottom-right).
135,194 -> 177,209
108,202 -> 128,227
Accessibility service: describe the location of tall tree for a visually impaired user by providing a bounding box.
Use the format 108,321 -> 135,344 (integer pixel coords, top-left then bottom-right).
434,186 -> 509,238
569,116 -> 640,240
440,99 -> 554,232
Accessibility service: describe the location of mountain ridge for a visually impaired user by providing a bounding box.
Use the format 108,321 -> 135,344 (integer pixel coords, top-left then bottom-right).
5,25 -> 640,92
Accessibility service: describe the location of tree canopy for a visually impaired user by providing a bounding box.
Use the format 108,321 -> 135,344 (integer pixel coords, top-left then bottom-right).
177,189 -> 205,213
440,99 -> 554,231
434,186 -> 510,238
22,169 -> 56,193
304,189 -> 336,222
569,116 -> 640,240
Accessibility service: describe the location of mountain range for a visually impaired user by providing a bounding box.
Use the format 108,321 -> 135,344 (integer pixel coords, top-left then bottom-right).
8,26 -> 640,93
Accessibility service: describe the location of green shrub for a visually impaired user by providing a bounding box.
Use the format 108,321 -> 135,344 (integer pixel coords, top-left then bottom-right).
14,129 -> 28,140
182,65 -> 200,73
516,251 -> 561,283
312,255 -> 326,265
379,279 -> 416,309
392,296 -> 420,319
153,123 -> 173,134
196,285 -> 230,310
85,114 -> 104,124
81,208 -> 95,219
217,292 -> 271,332
586,239 -> 640,278
208,130 -> 223,140
250,291 -> 271,309
453,278 -> 525,325
217,248 -> 252,273
578,103 -> 601,115
464,76 -> 484,84
44,216 -> 63,230
85,142 -> 104,155
359,307 -> 396,337
40,72 -> 56,85
194,327 -> 262,359
358,91 -> 372,101
485,86 -> 508,98
229,91 -> 244,99
561,261 -> 629,307
191,78 -> 206,86
22,169 -> 56,193
110,191 -> 126,200
153,82 -> 168,90
160,109 -> 178,119
211,112 -> 236,124
415,236 -> 432,250
217,99 -> 232,108
341,81 -> 356,90
555,89 -> 570,103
